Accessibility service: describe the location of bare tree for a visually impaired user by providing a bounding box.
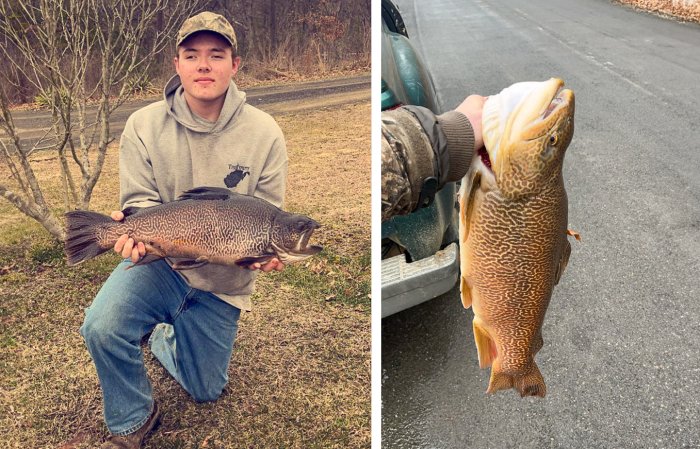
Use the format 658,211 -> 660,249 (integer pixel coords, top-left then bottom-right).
0,0 -> 196,241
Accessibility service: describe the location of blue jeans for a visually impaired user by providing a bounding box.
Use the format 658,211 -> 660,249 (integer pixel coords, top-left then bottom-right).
80,259 -> 241,435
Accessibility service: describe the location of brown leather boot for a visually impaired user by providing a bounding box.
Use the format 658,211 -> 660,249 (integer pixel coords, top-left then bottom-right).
100,402 -> 161,449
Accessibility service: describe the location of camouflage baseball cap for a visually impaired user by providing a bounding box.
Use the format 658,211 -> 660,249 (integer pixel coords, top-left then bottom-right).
176,11 -> 238,52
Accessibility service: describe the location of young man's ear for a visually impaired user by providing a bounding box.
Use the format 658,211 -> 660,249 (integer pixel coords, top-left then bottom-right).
231,56 -> 242,76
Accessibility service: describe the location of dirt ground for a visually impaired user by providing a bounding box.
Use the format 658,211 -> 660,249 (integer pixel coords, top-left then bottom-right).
0,97 -> 371,448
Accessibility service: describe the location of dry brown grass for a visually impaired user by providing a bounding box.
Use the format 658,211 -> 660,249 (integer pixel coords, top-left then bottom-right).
617,0 -> 700,22
0,101 -> 371,448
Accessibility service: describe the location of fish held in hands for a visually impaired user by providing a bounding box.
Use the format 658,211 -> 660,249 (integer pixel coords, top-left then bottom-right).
65,187 -> 323,270
459,78 -> 577,397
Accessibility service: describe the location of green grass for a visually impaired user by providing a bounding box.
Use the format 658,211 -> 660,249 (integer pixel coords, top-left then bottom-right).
266,247 -> 371,309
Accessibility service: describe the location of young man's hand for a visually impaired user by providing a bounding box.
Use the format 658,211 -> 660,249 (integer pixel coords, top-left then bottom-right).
111,211 -> 145,263
247,259 -> 285,272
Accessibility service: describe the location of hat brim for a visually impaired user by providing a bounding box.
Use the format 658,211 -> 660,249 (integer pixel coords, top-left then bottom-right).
176,29 -> 236,49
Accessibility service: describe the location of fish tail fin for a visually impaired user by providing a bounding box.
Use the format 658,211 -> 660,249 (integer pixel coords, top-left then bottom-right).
487,371 -> 514,394
487,363 -> 546,398
64,210 -> 113,265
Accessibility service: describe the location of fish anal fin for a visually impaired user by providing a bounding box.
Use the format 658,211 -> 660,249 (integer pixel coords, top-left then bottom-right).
460,276 -> 473,309
472,320 -> 497,369
567,229 -> 581,241
235,254 -> 276,268
171,256 -> 210,270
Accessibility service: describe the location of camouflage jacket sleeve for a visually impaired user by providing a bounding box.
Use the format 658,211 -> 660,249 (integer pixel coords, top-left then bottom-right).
381,106 -> 475,221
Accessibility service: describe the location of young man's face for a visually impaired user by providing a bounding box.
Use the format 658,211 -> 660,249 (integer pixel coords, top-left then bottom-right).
174,31 -> 241,104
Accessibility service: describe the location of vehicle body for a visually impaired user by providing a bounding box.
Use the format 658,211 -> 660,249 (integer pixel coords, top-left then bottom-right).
381,0 -> 460,318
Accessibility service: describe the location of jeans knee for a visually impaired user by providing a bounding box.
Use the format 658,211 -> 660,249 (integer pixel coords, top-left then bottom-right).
80,308 -> 119,349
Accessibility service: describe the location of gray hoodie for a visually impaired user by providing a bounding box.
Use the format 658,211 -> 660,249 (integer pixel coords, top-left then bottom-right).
119,75 -> 288,311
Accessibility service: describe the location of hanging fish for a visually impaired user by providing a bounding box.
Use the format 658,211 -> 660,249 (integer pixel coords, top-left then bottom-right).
459,78 -> 578,397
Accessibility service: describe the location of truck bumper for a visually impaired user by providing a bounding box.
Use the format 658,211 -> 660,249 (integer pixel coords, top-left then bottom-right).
381,242 -> 460,318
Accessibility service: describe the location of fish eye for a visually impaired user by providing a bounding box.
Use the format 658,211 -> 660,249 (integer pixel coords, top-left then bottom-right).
549,134 -> 558,145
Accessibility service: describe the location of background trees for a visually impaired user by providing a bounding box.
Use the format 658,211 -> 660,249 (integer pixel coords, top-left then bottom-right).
0,0 -> 370,241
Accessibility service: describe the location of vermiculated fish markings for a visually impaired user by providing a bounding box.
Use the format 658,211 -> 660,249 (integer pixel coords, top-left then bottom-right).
65,187 -> 322,269
459,79 -> 576,397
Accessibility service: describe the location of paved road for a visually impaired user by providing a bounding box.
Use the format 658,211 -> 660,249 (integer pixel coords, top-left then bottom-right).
382,1 -> 700,448
8,75 -> 369,151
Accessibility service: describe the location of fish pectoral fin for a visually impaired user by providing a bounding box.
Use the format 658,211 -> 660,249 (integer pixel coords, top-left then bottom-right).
458,172 -> 480,308
235,254 -> 276,268
171,257 -> 210,270
472,320 -> 497,369
567,229 -> 581,241
459,171 -> 481,243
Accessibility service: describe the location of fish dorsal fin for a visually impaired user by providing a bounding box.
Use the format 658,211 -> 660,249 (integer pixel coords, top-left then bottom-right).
177,186 -> 240,201
121,206 -> 143,217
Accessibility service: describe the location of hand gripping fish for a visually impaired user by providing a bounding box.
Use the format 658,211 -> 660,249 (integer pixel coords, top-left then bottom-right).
64,187 -> 323,269
458,78 -> 578,397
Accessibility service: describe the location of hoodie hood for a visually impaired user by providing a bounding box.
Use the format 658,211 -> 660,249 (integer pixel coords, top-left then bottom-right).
164,74 -> 247,133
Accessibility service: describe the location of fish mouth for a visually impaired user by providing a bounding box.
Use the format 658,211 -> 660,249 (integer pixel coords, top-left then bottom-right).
270,224 -> 322,265
483,78 -> 571,168
542,87 -> 565,120
537,86 -> 573,123
295,225 -> 323,255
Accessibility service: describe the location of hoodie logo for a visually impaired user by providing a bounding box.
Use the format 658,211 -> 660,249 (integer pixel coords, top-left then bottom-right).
224,164 -> 250,188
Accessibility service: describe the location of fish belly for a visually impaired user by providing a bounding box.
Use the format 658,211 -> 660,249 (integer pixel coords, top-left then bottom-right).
459,180 -> 567,397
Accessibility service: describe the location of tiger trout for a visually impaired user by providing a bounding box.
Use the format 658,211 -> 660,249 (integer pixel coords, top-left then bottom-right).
458,78 -> 576,397
65,186 -> 322,269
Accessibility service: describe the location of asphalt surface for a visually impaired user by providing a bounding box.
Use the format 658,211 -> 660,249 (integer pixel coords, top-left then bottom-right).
8,75 -> 370,151
382,1 -> 700,448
